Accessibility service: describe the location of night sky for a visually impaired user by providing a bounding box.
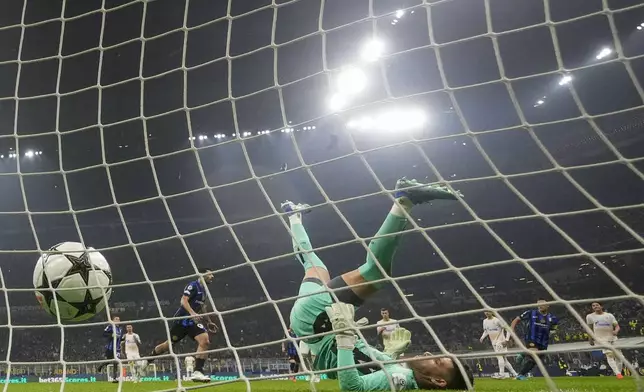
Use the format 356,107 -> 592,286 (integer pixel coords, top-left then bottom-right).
0,0 -> 643,360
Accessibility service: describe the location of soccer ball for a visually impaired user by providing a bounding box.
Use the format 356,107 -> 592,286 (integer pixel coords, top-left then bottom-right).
33,242 -> 112,322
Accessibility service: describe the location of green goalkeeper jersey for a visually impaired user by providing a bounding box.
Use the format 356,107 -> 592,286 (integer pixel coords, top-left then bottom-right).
313,336 -> 418,391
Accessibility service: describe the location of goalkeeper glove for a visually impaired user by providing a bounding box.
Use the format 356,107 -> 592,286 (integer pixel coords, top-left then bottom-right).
384,328 -> 412,359
325,303 -> 357,350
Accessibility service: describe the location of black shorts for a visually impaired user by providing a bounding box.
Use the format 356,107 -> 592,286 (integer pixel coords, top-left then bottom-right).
104,349 -> 119,360
170,322 -> 207,343
525,340 -> 548,351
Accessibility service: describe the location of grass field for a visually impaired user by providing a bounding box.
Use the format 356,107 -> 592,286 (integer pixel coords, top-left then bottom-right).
1,377 -> 640,392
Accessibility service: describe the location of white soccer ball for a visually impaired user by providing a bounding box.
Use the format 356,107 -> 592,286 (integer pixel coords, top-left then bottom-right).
33,242 -> 112,322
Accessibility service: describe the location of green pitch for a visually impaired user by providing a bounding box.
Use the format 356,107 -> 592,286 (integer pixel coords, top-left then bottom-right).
1,377 -> 639,392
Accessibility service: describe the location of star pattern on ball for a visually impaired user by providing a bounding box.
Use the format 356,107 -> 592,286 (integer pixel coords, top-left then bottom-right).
64,252 -> 93,285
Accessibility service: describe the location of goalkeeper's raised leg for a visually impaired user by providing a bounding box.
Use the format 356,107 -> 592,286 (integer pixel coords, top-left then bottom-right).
283,178 -> 473,390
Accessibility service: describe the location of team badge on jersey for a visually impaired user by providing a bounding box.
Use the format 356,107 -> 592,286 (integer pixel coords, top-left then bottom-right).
391,373 -> 407,391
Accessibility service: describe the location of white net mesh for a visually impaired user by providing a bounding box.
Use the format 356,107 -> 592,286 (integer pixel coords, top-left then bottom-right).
0,0 -> 644,390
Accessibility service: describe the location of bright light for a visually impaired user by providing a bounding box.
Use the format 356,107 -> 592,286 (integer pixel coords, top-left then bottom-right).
395,9 -> 405,18
346,108 -> 426,132
312,126 -> 316,130
328,93 -> 348,112
0,155 -> 3,158
336,67 -> 367,95
361,39 -> 385,62
595,47 -> 612,60
558,75 -> 572,86
537,99 -> 544,105
639,26 -> 643,30
25,150 -> 34,158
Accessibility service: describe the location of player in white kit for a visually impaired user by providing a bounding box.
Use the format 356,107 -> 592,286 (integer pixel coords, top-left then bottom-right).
480,312 -> 517,379
297,340 -> 321,383
586,302 -> 623,379
121,325 -> 144,382
376,308 -> 400,350
185,356 -> 196,378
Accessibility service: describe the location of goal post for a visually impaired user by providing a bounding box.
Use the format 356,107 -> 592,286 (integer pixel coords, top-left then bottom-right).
0,0 -> 643,390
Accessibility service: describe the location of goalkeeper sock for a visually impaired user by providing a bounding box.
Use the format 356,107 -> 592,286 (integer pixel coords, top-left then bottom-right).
195,358 -> 205,372
357,200 -> 411,287
289,215 -> 328,272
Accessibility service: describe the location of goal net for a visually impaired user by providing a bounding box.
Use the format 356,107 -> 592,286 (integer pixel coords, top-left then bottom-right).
0,0 -> 643,390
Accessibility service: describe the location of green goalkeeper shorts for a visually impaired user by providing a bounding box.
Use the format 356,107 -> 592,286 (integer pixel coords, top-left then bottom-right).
289,278 -> 333,348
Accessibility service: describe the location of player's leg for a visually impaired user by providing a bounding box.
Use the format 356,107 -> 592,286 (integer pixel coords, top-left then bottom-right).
495,355 -> 506,377
282,201 -> 331,284
605,351 -> 623,378
283,201 -> 337,346
516,347 -> 541,379
190,326 -> 211,382
332,178 -> 459,302
144,323 -> 186,369
503,355 -> 518,377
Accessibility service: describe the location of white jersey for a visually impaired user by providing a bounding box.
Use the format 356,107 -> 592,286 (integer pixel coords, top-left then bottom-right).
185,356 -> 195,370
123,333 -> 141,358
481,317 -> 506,346
586,312 -> 618,341
377,319 -> 399,342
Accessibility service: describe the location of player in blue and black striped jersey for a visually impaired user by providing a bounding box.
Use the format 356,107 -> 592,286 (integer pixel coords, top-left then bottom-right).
282,328 -> 300,381
143,268 -> 218,383
510,299 -> 559,380
97,316 -> 123,383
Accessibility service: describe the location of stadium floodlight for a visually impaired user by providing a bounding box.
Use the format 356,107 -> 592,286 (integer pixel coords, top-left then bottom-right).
360,39 -> 385,62
328,93 -> 348,112
25,150 -> 34,158
395,9 -> 405,18
595,47 -> 612,60
336,66 -> 367,95
347,108 -> 426,132
639,25 -> 643,30
558,75 -> 572,86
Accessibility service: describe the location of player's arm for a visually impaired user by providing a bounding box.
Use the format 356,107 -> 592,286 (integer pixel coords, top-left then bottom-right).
376,322 -> 385,336
586,314 -> 595,345
337,349 -> 401,391
508,311 -> 529,342
135,333 -> 142,345
200,303 -> 218,333
612,315 -> 620,336
120,336 -> 127,359
103,325 -> 113,337
479,322 -> 489,343
549,315 -> 559,335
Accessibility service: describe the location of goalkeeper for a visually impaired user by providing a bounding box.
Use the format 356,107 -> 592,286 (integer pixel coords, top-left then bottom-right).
283,178 -> 474,390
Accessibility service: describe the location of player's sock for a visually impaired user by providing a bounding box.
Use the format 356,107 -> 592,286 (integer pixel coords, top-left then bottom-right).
607,356 -> 621,376
356,200 -> 411,287
505,358 -> 518,376
288,214 -> 328,272
519,356 -> 536,376
294,362 -> 300,373
195,358 -> 205,372
497,356 -> 506,376
289,362 -> 295,372
112,361 -> 119,381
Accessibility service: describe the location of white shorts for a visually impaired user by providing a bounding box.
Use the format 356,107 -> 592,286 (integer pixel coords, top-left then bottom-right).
493,342 -> 508,353
126,353 -> 140,360
186,366 -> 194,372
596,337 -> 619,354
